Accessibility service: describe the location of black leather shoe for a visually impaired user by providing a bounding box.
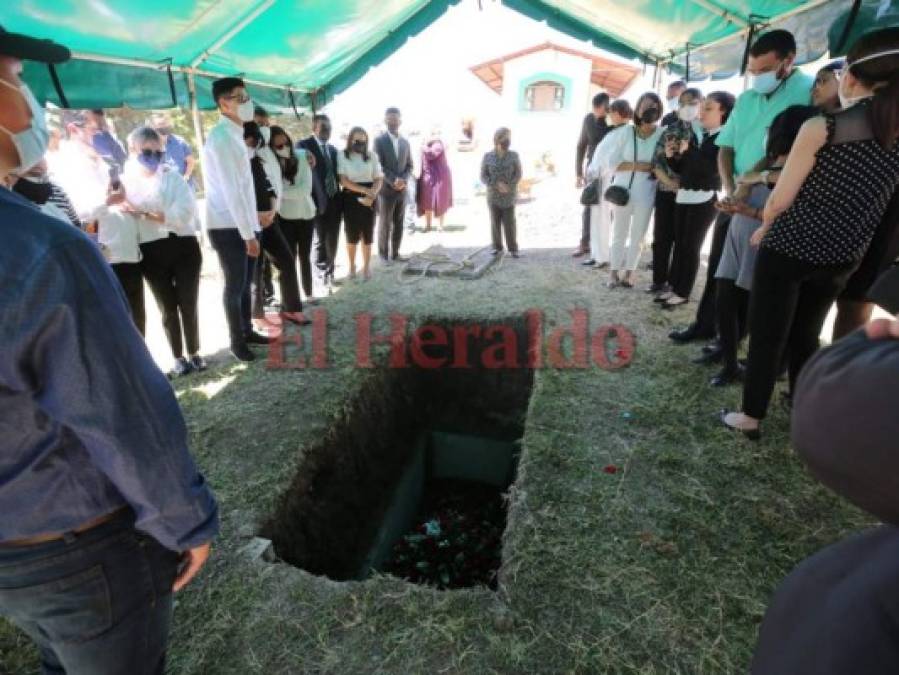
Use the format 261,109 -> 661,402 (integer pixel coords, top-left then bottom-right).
702,340 -> 722,354
645,283 -> 668,294
581,258 -> 597,266
669,324 -> 712,344
710,365 -> 744,387
245,331 -> 273,345
692,346 -> 724,365
231,344 -> 256,362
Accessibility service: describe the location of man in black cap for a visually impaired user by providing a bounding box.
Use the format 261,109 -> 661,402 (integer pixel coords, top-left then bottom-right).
0,26 -> 218,674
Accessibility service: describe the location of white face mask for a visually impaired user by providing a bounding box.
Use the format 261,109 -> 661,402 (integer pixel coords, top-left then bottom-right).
275,147 -> 291,159
678,104 -> 700,122
0,80 -> 50,174
838,48 -> 899,108
667,96 -> 679,111
750,63 -> 787,95
237,99 -> 255,123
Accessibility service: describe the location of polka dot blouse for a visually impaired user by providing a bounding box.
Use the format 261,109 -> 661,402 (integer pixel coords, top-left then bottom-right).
763,100 -> 899,265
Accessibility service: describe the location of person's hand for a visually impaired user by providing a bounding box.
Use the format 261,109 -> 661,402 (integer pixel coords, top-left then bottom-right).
576,176 -> 585,189
306,153 -> 316,169
866,315 -> 899,340
715,198 -> 735,214
246,238 -> 261,257
678,139 -> 690,155
367,188 -> 379,200
496,182 -> 510,194
750,225 -> 770,248
359,196 -> 374,208
258,211 -> 275,228
737,171 -> 763,186
173,542 -> 212,592
732,183 -> 751,203
664,139 -> 677,158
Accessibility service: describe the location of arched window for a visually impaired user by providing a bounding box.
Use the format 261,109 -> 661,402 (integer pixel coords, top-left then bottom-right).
524,80 -> 565,111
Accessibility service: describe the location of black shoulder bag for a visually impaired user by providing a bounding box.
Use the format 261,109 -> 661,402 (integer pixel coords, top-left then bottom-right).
580,178 -> 600,205
603,127 -> 637,207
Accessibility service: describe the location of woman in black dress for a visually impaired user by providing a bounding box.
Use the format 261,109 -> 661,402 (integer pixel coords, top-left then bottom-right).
721,27 -> 899,438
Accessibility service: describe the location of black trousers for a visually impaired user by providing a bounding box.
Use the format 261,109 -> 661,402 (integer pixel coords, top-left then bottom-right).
580,206 -> 591,250
209,228 -> 256,348
111,262 -> 145,336
715,279 -> 750,371
652,191 -> 678,287
742,247 -> 857,419
691,211 -> 731,337
669,198 -> 718,299
279,215 -> 316,298
490,204 -> 518,253
378,192 -> 405,260
139,235 -> 202,360
253,221 -> 303,317
314,196 -> 342,274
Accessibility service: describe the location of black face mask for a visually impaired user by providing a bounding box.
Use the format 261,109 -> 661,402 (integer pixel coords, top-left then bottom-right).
14,177 -> 53,205
638,107 -> 661,125
352,140 -> 366,152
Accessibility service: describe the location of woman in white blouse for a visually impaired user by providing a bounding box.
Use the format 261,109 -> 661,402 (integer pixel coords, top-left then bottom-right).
338,127 -> 383,281
596,92 -> 665,288
270,126 -> 318,304
121,126 -> 203,377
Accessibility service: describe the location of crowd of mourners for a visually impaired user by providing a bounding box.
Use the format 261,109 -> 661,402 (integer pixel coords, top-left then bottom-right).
1,20 -> 899,675
573,28 -> 899,439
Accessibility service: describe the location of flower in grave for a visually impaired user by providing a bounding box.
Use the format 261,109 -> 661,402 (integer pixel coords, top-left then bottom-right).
602,464 -> 619,474
424,519 -> 442,537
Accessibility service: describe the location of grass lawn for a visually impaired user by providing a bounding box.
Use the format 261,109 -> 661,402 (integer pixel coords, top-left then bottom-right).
0,191 -> 872,674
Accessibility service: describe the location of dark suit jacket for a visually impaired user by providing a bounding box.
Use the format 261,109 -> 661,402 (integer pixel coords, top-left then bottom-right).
298,136 -> 338,214
374,132 -> 413,199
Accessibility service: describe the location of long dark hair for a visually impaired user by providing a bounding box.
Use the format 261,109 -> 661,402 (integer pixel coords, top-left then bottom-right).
269,125 -> 298,184
765,105 -> 820,164
707,91 -> 736,126
846,27 -> 899,149
344,126 -> 370,162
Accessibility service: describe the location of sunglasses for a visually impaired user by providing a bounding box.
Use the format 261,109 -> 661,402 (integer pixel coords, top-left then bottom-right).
140,149 -> 165,160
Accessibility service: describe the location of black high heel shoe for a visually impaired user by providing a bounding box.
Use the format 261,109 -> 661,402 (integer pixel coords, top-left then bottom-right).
718,409 -> 761,441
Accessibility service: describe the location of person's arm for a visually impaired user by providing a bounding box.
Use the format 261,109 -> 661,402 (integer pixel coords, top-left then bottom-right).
160,171 -> 198,232
576,116 -> 589,180
510,153 -> 522,188
401,141 -> 413,182
207,133 -> 258,241
183,152 -> 196,180
762,117 -> 827,228
376,138 -> 398,186
3,235 -> 219,558
480,154 -> 492,187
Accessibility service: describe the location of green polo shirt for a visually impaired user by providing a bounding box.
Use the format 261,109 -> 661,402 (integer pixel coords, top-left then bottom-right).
716,69 -> 814,177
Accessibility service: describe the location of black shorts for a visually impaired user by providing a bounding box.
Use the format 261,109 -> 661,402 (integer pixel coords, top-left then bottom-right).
343,185 -> 375,245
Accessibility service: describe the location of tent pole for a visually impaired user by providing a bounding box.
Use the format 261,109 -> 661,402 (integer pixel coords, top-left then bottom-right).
187,71 -> 205,148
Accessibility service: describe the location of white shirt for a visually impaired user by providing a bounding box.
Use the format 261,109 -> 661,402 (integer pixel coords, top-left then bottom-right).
599,124 -> 664,208
96,207 -> 141,264
202,116 -> 258,240
120,160 -> 199,244
388,132 -> 400,158
257,145 -> 282,212
337,151 -> 383,184
279,149 -> 316,221
50,140 -> 110,222
586,125 -> 626,183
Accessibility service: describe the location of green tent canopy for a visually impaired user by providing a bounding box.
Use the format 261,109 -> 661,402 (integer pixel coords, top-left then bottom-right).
5,0 -> 896,111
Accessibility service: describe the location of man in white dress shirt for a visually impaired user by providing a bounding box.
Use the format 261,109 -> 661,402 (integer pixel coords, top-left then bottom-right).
202,77 -> 270,362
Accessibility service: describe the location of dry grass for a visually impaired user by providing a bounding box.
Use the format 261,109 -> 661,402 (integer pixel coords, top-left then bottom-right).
0,188 -> 872,674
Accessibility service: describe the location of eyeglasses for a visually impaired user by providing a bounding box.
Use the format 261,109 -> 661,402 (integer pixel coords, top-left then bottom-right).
225,93 -> 251,104
140,149 -> 165,160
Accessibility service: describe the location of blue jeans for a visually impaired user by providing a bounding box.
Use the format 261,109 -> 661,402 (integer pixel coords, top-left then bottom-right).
0,510 -> 180,675
209,228 -> 257,347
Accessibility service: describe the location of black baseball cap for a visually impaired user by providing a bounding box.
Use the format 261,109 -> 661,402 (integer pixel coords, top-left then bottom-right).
0,26 -> 70,64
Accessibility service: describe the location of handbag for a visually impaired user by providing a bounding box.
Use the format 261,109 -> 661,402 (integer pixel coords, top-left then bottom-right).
603,128 -> 638,207
580,179 -> 600,206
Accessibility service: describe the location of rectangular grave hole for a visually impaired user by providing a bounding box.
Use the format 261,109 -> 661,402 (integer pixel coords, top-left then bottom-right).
262,318 -> 534,590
